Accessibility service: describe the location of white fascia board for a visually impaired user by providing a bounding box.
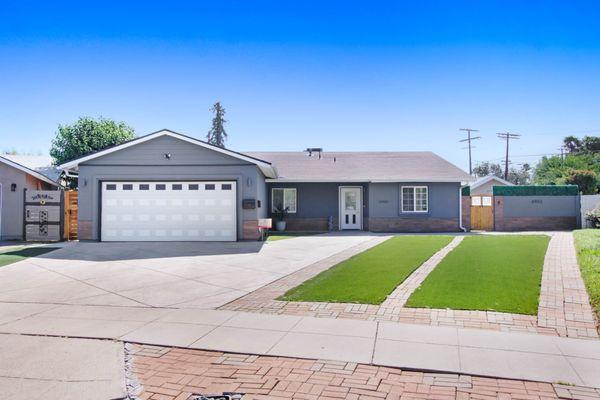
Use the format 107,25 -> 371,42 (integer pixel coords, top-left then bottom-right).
58,130 -> 278,178
266,178 -> 370,183
370,178 -> 475,183
0,156 -> 59,187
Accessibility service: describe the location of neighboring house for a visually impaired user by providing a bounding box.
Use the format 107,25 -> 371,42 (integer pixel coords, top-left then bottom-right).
59,129 -> 473,242
0,155 -> 60,240
470,175 -> 513,196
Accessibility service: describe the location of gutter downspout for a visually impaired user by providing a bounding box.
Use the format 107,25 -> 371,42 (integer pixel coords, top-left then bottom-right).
459,186 -> 467,232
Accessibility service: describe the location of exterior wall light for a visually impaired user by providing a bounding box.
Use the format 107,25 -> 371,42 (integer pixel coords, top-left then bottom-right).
10,183 -> 17,192
164,153 -> 171,160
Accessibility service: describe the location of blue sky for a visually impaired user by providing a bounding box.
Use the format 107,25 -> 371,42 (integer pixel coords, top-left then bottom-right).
1,1 -> 599,170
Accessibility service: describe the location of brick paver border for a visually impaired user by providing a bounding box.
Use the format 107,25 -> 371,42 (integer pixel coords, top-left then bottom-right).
221,232 -> 598,339
130,344 -> 600,400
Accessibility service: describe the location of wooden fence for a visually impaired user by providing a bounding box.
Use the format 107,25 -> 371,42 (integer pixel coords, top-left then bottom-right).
63,190 -> 78,240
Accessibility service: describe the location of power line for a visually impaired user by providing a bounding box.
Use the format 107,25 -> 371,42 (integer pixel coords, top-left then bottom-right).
459,128 -> 480,175
497,132 -> 521,180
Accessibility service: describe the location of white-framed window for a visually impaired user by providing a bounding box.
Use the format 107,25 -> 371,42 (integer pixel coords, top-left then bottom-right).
271,188 -> 297,213
401,186 -> 428,213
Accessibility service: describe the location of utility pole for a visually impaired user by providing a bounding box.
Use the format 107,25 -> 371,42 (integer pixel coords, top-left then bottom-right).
459,128 -> 481,175
497,132 -> 521,180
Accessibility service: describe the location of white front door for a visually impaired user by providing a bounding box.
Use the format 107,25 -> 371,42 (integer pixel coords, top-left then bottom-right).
101,181 -> 237,242
340,187 -> 362,230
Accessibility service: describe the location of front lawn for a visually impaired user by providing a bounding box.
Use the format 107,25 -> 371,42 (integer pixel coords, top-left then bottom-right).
573,229 -> 600,321
406,235 -> 550,315
279,235 -> 453,304
0,246 -> 59,267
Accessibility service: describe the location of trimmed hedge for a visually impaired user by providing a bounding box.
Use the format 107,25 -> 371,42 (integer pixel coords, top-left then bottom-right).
493,185 -> 579,196
461,186 -> 470,196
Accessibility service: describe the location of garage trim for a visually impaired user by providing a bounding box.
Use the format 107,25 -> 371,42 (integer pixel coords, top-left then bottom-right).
98,179 -> 238,242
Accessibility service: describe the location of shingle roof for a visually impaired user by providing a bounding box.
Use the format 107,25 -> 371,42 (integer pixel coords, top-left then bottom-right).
245,151 -> 473,182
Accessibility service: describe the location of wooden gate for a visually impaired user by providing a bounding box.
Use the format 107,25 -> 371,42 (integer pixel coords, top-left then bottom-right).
63,190 -> 78,240
471,195 -> 494,231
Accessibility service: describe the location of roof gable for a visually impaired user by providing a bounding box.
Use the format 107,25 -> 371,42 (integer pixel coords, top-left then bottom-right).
59,129 -> 277,178
0,156 -> 59,186
471,175 -> 513,189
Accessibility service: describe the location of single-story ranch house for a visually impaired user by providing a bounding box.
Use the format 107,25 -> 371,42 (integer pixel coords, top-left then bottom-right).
59,129 -> 474,241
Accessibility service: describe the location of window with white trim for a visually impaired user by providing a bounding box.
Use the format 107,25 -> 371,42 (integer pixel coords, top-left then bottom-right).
401,186 -> 428,212
271,188 -> 297,213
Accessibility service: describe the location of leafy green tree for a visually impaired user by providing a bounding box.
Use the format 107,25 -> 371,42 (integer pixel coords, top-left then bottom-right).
206,102 -> 228,148
564,169 -> 598,194
534,153 -> 600,188
50,117 -> 135,165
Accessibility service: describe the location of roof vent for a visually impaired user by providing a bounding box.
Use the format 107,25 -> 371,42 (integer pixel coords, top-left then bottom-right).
305,148 -> 323,158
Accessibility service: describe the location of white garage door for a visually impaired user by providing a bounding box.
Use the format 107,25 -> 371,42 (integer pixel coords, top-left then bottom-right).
101,181 -> 237,242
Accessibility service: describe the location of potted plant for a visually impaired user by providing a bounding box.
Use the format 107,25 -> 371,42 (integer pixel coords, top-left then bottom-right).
273,206 -> 289,231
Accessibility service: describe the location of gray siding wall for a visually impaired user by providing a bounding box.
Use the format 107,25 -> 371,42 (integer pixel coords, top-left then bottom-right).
503,196 -> 580,217
369,182 -> 460,219
78,136 -> 266,240
0,163 -> 55,240
266,182 -> 369,220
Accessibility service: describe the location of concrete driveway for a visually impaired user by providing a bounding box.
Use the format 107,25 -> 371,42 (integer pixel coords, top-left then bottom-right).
0,233 -> 377,309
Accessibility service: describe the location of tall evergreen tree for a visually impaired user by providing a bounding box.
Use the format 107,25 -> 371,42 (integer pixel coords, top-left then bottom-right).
206,102 -> 228,148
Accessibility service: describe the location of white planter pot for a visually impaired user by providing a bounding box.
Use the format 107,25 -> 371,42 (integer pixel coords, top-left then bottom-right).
275,221 -> 287,231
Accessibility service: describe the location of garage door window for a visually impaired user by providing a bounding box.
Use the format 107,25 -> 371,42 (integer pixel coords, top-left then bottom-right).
172,184 -> 182,190
222,184 -> 232,190
156,184 -> 166,190
106,184 -> 117,190
205,184 -> 215,190
139,184 -> 150,190
189,184 -> 199,190
123,184 -> 133,190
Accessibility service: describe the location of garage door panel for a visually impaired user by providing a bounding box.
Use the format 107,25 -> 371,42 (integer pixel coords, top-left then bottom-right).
101,181 -> 237,242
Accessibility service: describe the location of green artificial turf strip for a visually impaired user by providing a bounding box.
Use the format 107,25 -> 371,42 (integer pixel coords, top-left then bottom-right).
279,235 -> 453,304
573,229 -> 600,321
405,235 -> 550,315
0,247 -> 59,267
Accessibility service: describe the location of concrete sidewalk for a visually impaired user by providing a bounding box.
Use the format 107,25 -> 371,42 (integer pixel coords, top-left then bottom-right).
0,334 -> 125,400
1,303 -> 599,388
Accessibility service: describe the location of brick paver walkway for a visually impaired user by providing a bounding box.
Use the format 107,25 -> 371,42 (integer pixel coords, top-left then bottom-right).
129,344 -> 600,400
221,232 -> 598,339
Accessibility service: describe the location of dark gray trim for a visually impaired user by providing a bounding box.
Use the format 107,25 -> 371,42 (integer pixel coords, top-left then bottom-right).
97,178 -> 238,242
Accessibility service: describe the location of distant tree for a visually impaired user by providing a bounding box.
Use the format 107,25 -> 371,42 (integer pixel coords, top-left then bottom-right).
473,162 -> 503,178
563,135 -> 582,153
507,163 -> 532,185
564,169 -> 598,194
50,117 -> 135,165
206,102 -> 228,148
582,136 -> 600,153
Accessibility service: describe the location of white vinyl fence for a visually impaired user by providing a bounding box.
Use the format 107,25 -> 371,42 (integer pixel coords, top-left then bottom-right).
581,194 -> 600,228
